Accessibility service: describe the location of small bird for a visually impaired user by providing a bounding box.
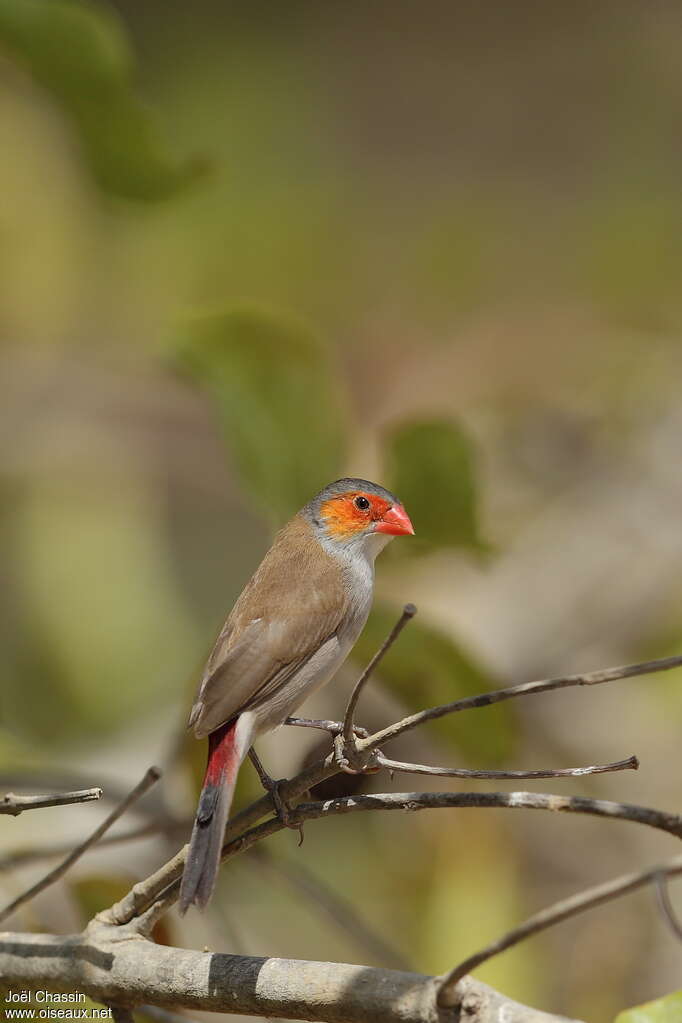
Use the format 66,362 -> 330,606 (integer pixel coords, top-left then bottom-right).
179,478 -> 414,912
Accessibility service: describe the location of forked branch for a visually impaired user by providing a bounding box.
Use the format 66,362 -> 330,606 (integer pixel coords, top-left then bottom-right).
101,607 -> 682,929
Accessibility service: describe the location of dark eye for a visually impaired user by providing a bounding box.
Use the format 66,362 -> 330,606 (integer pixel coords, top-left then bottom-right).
354,495 -> 370,511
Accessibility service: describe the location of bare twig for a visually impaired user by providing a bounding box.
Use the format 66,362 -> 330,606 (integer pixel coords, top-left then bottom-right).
102,640 -> 682,929
103,788 -> 682,933
655,871 -> 682,942
285,717 -> 369,738
375,753 -> 639,781
1,788 -> 102,817
341,603 -> 417,761
436,855 -> 682,1007
0,767 -> 161,925
364,653 -> 682,752
285,791 -> 682,838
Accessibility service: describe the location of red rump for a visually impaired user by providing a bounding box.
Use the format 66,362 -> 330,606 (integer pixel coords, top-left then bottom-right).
205,719 -> 238,785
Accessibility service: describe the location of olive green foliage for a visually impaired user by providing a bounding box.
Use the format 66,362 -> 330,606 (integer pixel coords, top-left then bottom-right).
175,308 -> 502,759
0,0 -> 201,198
386,419 -> 484,552
615,992 -> 682,1023
176,308 -> 348,523
4,2 -> 680,1016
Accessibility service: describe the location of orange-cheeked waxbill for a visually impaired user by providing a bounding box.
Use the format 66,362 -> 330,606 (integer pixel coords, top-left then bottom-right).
179,478 -> 414,912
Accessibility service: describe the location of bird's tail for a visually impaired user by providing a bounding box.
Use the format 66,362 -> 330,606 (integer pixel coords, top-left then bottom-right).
179,714 -> 254,913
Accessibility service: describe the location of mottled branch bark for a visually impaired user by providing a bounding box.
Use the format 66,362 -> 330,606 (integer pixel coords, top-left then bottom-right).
0,926 -> 579,1023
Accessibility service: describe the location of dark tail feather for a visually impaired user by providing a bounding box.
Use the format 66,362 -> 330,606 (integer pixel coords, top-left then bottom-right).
179,717 -> 247,913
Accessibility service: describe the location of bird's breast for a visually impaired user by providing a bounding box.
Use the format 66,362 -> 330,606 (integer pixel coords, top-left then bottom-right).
337,554 -> 375,649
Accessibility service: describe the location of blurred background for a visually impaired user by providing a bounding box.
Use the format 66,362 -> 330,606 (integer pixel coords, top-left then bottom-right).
2,2 -> 682,1020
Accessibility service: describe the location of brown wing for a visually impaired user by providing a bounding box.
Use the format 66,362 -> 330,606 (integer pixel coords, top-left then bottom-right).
189,515 -> 348,738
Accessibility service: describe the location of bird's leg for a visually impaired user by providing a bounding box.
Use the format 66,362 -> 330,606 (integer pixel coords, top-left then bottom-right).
247,747 -> 304,844
285,716 -> 370,739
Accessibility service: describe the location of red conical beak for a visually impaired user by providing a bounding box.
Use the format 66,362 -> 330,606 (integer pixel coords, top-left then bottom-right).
375,504 -> 415,536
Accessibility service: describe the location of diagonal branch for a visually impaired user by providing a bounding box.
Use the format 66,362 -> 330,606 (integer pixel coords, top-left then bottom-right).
0,767 -> 161,926
1,788 -> 102,816
436,854 -> 682,1007
362,653 -> 682,752
100,629 -> 682,929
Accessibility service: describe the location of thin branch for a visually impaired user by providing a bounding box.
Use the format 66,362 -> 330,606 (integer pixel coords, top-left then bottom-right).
375,753 -> 639,781
285,791 -> 682,838
106,788 -> 682,933
342,603 -> 417,753
436,855 -> 682,1007
363,653 -> 682,752
285,717 -> 369,738
101,611 -> 422,928
655,871 -> 682,942
0,771 -> 168,817
1,788 -> 102,817
102,642 -> 682,928
0,766 -> 161,925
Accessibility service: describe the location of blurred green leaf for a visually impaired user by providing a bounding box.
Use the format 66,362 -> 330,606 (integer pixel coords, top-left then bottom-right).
418,815 -> 543,1003
385,419 -> 485,552
176,307 -> 347,522
0,0 -> 203,199
352,603 -> 515,764
615,991 -> 682,1023
10,472 -> 199,746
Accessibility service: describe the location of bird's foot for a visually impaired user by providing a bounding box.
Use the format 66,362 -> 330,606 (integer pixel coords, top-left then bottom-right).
333,733 -> 382,776
266,777 -> 305,845
248,748 -> 304,844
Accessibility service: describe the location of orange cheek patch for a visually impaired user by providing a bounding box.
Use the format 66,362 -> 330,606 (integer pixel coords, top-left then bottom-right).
319,497 -> 363,538
320,493 -> 394,538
